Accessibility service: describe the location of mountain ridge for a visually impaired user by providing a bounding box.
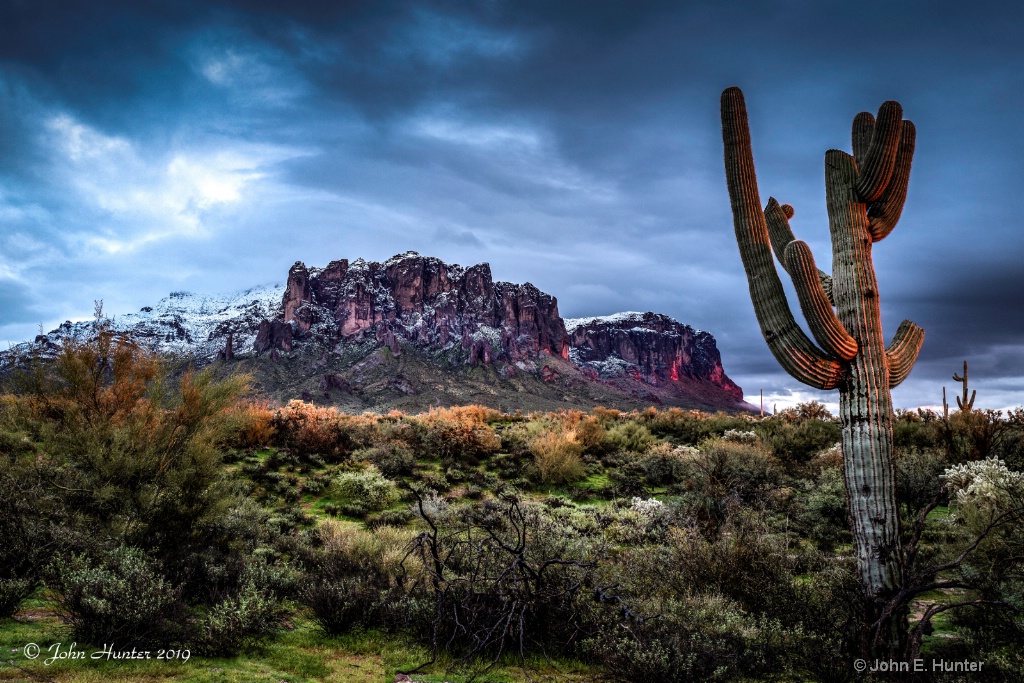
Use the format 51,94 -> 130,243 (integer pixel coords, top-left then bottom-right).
2,252 -> 750,413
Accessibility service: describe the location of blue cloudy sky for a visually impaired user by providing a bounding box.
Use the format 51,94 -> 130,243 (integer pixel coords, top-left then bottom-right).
1,0 -> 1022,412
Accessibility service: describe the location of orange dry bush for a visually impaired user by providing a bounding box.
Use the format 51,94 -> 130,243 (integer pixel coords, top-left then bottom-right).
222,400 -> 276,448
272,400 -> 376,459
415,405 -> 501,464
592,406 -> 622,424
530,428 -> 585,484
547,410 -> 605,453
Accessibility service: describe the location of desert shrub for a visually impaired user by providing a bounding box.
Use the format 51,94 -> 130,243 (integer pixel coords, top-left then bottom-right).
892,408 -> 943,452
530,427 -> 586,484
5,333 -> 296,642
895,448 -> 947,514
600,421 -> 656,454
781,401 -> 836,421
792,466 -> 851,552
300,522 -> 419,635
195,562 -> 288,655
685,437 -> 783,504
637,407 -> 753,445
0,579 -> 34,618
638,443 -> 699,486
271,401 -> 374,459
591,406 -> 623,424
354,441 -> 416,477
755,414 -> 841,464
50,547 -> 184,648
655,438 -> 781,537
221,400 -> 276,449
600,501 -> 671,545
366,508 -> 417,529
587,511 -> 861,682
665,518 -> 799,616
412,406 -> 501,466
0,445 -> 55,616
7,333 -> 252,585
584,593 -> 790,682
406,498 -> 600,661
333,466 -> 400,517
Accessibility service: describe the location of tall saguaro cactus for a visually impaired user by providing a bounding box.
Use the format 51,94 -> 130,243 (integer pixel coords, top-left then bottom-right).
953,360 -> 976,412
720,87 -> 925,604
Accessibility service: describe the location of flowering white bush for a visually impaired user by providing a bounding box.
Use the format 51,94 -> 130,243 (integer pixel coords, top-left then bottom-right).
945,458 -> 1024,513
630,496 -> 666,518
722,429 -> 758,443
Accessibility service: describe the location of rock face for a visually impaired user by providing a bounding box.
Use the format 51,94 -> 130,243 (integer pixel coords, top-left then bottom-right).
273,251 -> 570,362
257,252 -> 742,401
566,312 -> 743,401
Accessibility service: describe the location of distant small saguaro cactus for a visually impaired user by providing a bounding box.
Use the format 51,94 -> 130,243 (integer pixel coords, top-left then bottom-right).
720,87 -> 924,604
953,360 -> 976,412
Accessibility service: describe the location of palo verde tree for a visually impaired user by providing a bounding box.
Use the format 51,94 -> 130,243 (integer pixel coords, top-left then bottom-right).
720,87 -> 924,654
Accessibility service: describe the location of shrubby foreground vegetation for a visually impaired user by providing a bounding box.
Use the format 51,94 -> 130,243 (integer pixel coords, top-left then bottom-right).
1,332 -> 1023,681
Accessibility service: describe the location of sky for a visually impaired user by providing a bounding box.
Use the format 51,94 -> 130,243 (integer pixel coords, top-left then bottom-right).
1,0 -> 1023,413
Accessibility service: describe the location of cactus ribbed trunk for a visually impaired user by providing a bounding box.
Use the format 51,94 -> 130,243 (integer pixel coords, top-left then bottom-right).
827,150 -> 902,595
720,87 -> 925,651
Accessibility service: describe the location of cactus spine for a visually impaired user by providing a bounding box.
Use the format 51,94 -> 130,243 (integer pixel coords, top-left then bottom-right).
721,88 -> 924,601
952,360 -> 975,412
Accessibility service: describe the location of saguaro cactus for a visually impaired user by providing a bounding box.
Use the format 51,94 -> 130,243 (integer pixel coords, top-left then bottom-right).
720,87 -> 924,603
953,360 -> 976,412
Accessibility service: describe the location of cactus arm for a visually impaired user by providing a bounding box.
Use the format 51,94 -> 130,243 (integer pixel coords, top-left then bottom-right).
764,197 -> 797,268
721,87 -> 843,390
764,198 -> 835,305
957,393 -> 976,411
886,319 -> 924,388
852,111 -> 875,167
855,102 -> 903,203
783,240 -> 859,360
869,121 -> 916,242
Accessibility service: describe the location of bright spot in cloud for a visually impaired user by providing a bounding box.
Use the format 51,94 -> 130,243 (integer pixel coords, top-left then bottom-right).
201,51 -> 246,85
47,115 -> 131,161
415,118 -> 540,150
44,114 -> 307,254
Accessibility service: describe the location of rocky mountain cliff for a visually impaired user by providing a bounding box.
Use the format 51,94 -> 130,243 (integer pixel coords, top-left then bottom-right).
566,312 -> 743,402
2,252 -> 749,413
264,252 -> 569,365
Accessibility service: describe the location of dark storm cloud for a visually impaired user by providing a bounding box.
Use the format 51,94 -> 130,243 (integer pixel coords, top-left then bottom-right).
0,280 -> 37,325
1,0 -> 1023,410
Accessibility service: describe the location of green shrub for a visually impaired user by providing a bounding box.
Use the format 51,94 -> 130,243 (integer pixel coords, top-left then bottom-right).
0,578 -> 33,618
405,498 -> 601,660
755,415 -> 841,464
683,437 -> 783,506
412,406 -> 501,466
300,522 -> 417,635
196,563 -> 287,656
355,442 -> 416,477
793,466 -> 850,552
600,421 -> 656,454
584,593 -> 789,682
50,547 -> 183,648
333,466 -> 399,517
895,448 -> 947,514
637,407 -> 753,445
